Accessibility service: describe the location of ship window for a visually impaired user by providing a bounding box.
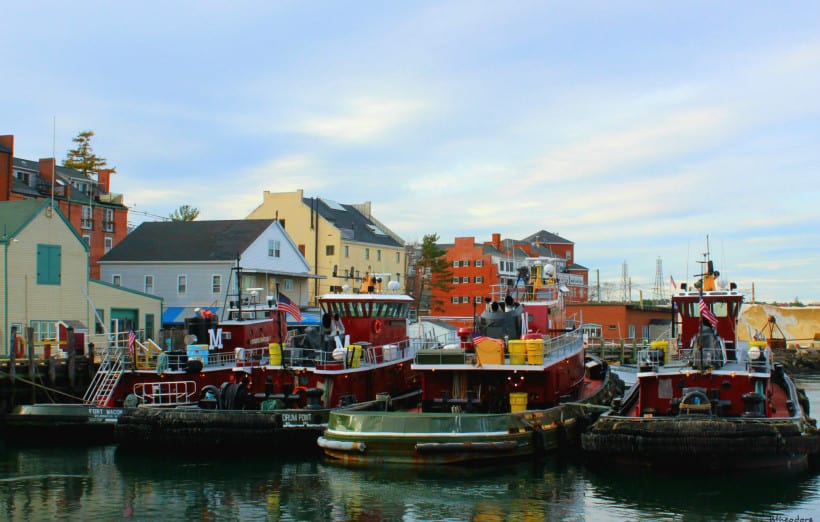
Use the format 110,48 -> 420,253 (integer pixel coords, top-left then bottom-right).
712,301 -> 728,318
350,302 -> 364,317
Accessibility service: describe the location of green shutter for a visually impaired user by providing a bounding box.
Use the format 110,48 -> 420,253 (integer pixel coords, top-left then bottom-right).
36,244 -> 61,285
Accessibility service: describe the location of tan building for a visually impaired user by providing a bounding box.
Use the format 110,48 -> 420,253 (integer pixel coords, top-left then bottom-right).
247,189 -> 405,304
0,199 -> 161,356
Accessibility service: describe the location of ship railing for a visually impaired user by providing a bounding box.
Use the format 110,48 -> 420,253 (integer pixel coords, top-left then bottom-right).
133,380 -> 198,406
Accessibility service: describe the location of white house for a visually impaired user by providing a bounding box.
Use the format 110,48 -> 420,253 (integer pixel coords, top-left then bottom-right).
99,219 -> 316,326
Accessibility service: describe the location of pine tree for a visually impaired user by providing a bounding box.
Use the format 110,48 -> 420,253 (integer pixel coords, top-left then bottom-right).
413,233 -> 453,313
169,204 -> 200,221
63,130 -> 115,178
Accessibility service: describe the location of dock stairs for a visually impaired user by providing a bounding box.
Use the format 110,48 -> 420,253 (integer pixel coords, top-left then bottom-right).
83,345 -> 128,407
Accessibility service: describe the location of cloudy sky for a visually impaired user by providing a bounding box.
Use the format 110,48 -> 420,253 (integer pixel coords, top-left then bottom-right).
3,2 -> 819,303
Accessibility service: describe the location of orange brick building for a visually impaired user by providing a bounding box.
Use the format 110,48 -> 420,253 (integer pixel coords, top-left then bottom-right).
430,230 -> 589,317
568,302 -> 672,341
0,135 -> 128,279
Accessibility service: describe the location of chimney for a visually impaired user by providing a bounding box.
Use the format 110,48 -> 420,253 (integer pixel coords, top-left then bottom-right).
97,168 -> 113,193
39,158 -> 56,184
492,233 -> 501,250
0,135 -> 13,201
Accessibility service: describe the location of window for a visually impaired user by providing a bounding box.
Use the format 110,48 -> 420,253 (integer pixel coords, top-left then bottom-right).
212,275 -> 221,294
376,250 -> 381,261
474,296 -> 483,303
461,296 -> 471,303
344,246 -> 349,258
396,252 -> 400,263
475,276 -> 484,284
104,237 -> 113,253
112,275 -> 121,286
178,275 -> 187,294
30,320 -> 58,342
365,248 -> 370,260
282,279 -> 294,291
461,277 -> 469,283
103,208 -> 114,232
81,205 -> 93,230
628,325 -> 636,339
475,260 -> 484,267
452,277 -> 460,284
36,244 -> 61,285
144,275 -> 154,294
451,296 -> 459,304
268,240 -> 281,257
326,245 -> 335,256
82,235 -> 91,247
452,260 -> 458,268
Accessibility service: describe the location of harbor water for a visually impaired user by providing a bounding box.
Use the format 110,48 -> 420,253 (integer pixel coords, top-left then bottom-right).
2,376 -> 820,521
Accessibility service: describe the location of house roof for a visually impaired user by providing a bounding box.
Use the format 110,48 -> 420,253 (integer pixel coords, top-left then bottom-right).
0,199 -> 48,239
99,219 -> 276,262
521,230 -> 573,245
305,197 -> 403,248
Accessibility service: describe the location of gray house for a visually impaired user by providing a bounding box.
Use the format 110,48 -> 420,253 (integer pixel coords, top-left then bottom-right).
99,219 -> 315,326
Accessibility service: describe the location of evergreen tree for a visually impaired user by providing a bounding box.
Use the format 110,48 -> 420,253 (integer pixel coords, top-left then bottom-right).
63,130 -> 115,177
412,233 -> 453,313
169,204 -> 200,221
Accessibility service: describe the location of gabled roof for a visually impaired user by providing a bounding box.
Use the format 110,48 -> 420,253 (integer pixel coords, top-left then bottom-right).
100,220 -> 275,262
305,197 -> 402,248
521,230 -> 573,245
0,199 -> 49,239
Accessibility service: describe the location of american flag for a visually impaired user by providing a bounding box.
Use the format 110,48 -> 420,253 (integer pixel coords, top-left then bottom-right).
699,296 -> 718,328
128,330 -> 136,354
278,292 -> 303,322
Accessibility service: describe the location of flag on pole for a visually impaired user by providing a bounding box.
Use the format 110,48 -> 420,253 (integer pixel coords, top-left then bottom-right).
128,330 -> 136,357
699,296 -> 718,328
670,275 -> 677,291
278,292 -> 303,322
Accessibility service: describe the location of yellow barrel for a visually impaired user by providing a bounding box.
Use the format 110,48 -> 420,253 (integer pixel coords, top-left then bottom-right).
268,343 -> 282,365
509,392 -> 528,412
508,340 -> 526,365
650,340 -> 668,363
526,339 -> 543,364
347,344 -> 362,368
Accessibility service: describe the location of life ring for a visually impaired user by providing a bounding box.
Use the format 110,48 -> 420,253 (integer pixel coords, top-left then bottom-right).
373,319 -> 384,335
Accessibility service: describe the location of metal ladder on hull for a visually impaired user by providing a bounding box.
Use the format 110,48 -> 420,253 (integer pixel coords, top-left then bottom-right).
83,345 -> 126,406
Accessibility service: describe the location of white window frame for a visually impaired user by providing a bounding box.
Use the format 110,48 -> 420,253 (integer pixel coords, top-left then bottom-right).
211,274 -> 221,294
268,240 -> 281,258
104,236 -> 113,253
451,296 -> 459,304
178,275 -> 187,294
82,234 -> 91,247
475,260 -> 484,267
144,275 -> 154,294
112,274 -> 121,286
452,277 -> 460,284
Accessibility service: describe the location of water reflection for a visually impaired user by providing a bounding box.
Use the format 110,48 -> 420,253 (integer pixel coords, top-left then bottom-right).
0,373 -> 818,520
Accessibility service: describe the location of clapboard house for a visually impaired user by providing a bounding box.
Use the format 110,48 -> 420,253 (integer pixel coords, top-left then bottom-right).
98,219 -> 314,327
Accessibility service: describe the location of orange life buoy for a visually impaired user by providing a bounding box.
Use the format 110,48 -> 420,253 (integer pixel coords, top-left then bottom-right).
373,319 -> 383,335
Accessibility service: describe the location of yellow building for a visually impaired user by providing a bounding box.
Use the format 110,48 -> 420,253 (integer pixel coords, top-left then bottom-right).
0,199 -> 161,356
247,189 -> 406,304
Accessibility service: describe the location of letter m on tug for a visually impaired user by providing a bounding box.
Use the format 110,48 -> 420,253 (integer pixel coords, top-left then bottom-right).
208,328 -> 223,349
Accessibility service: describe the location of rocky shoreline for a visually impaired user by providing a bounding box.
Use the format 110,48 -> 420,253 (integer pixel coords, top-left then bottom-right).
773,348 -> 820,373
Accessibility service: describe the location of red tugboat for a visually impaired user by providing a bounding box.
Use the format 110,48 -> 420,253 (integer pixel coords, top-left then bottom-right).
582,243 -> 820,471
318,258 -> 623,466
5,279 -> 421,448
